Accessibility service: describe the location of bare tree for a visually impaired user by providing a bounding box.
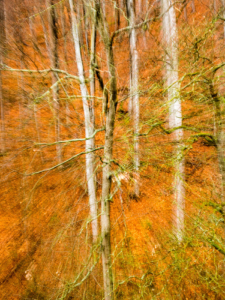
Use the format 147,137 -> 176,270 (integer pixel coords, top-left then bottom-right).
69,0 -> 98,243
95,0 -> 120,297
128,0 -> 140,196
162,0 -> 185,242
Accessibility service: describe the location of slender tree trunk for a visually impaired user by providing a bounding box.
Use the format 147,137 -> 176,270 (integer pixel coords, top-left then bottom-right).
191,0 -> 195,13
129,0 -> 140,197
83,2 -> 90,52
102,0 -> 106,16
77,0 -> 84,48
215,105 -> 225,200
89,12 -> 96,126
96,2 -> 117,298
145,0 -> 149,13
213,0 -> 217,14
162,0 -> 185,242
209,83 -> 225,215
69,0 -> 98,243
183,2 -> 188,22
222,0 -> 225,40
115,0 -> 120,31
0,0 -> 6,153
138,0 -> 142,16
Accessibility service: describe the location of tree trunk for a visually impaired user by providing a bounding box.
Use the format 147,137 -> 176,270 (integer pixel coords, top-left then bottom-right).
213,0 -> 217,14
222,0 -> 225,40
129,0 -> 140,197
138,0 -> 142,16
89,11 -> 96,127
183,2 -> 188,22
209,83 -> 225,216
191,0 -> 195,13
69,0 -> 98,243
96,2 -> 117,298
83,2 -> 90,52
115,0 -> 120,31
162,0 -> 185,242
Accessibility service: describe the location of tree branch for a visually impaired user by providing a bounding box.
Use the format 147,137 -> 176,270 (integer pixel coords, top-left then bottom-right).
26,146 -> 104,176
35,128 -> 105,147
1,64 -> 82,82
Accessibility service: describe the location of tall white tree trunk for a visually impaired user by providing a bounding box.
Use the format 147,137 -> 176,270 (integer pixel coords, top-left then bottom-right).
162,0 -> 185,242
69,0 -> 98,243
129,0 -> 140,197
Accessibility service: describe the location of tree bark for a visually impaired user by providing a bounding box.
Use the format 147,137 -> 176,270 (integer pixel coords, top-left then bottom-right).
222,0 -> 225,40
162,0 -> 185,242
209,82 -> 225,216
115,0 -> 120,31
83,2 -> 90,52
96,2 -> 117,298
129,0 -> 140,197
89,11 -> 96,127
138,0 -> 142,16
69,0 -> 98,243
191,0 -> 195,13
213,0 -> 217,14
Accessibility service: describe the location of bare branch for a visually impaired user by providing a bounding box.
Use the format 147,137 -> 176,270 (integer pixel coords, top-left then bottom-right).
35,128 -> 105,147
25,146 -> 104,176
1,64 -> 82,82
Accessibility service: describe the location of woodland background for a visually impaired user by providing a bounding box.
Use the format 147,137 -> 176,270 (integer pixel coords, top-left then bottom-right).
0,0 -> 225,299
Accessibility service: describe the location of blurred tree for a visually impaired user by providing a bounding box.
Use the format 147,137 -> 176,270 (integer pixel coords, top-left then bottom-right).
162,0 -> 185,242
69,0 -> 98,243
128,0 -> 140,197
